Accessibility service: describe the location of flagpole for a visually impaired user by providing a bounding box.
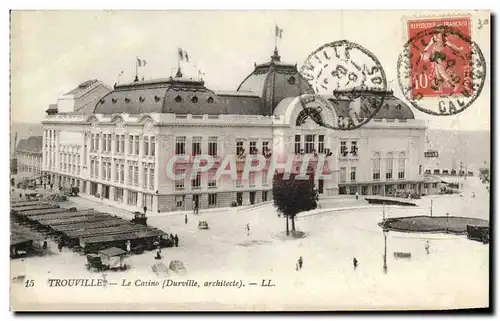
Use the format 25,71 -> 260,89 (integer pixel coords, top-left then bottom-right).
135,57 -> 139,82
274,24 -> 277,50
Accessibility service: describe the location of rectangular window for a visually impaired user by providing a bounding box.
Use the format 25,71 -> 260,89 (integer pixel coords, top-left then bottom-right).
176,137 -> 186,155
349,186 -> 357,195
398,158 -> 405,179
150,137 -> 155,156
318,135 -> 325,153
295,135 -> 302,154
134,166 -> 139,186
236,140 -> 244,156
135,135 -> 140,155
107,162 -> 111,180
262,191 -> 268,202
208,137 -> 217,156
339,167 -> 346,183
340,141 -> 348,156
361,186 -> 368,195
95,161 -> 100,179
144,137 -> 149,156
191,173 -> 201,189
101,134 -> 106,152
107,134 -> 112,152
305,135 -> 315,154
208,194 -> 217,207
350,141 -> 358,156
350,167 -> 357,182
176,195 -> 184,208
192,136 -> 202,156
90,160 -> 94,177
128,136 -> 133,154
397,184 -> 406,190
116,135 -> 120,153
128,191 -> 138,205
424,183 -> 429,188
175,170 -> 185,191
372,185 -> 380,195
120,135 -> 125,153
101,160 -> 106,179
249,141 -> 257,155
249,172 -> 256,187
115,163 -> 119,182
339,186 -> 347,195
128,165 -> 132,184
149,168 -> 154,189
208,171 -> 217,189
373,156 -> 381,181
386,157 -> 393,180
262,171 -> 268,186
120,164 -> 124,183
143,167 -> 148,188
262,141 -> 269,155
432,183 -> 438,188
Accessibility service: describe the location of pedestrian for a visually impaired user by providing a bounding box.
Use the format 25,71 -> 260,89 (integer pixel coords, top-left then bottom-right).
19,193 -> 22,199
174,234 -> 179,247
246,223 -> 251,236
184,214 -> 188,225
298,256 -> 303,270
472,192 -> 476,198
50,183 -> 53,190
126,240 -> 131,253
44,183 -> 46,190
143,206 -> 147,215
153,238 -> 160,252
425,241 -> 430,255
57,240 -> 63,252
355,191 -> 359,200
155,250 -> 162,260
353,257 -> 358,270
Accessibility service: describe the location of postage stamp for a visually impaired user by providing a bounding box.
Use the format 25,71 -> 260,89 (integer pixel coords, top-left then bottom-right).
397,16 -> 487,116
300,40 -> 388,130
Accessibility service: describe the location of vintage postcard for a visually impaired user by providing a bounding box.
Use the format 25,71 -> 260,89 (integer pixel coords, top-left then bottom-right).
9,10 -> 490,311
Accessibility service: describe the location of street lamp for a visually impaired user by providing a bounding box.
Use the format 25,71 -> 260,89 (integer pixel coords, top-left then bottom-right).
383,228 -> 388,274
446,213 -> 450,234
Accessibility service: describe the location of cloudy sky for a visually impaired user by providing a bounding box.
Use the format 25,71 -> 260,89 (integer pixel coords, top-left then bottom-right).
10,10 -> 490,130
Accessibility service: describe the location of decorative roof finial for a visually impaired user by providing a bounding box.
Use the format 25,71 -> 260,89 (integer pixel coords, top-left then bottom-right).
271,47 -> 281,62
175,67 -> 183,78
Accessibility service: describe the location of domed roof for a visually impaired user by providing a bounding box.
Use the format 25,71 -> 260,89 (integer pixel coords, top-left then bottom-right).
93,70 -> 262,115
326,90 -> 415,120
237,49 -> 314,115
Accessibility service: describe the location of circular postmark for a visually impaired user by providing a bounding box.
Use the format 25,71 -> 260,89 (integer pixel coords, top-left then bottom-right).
397,25 -> 486,116
299,40 -> 388,130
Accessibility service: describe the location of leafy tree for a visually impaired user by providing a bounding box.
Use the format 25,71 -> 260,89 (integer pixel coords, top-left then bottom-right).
272,171 -> 318,236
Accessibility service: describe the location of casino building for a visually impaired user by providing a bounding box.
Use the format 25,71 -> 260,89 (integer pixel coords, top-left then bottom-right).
42,49 -> 428,213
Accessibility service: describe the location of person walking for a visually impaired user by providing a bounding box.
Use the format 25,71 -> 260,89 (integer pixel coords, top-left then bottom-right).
143,206 -> 147,215
298,256 -> 303,270
246,223 -> 251,236
126,240 -> 131,253
353,257 -> 358,270
184,214 -> 188,225
425,241 -> 430,255
174,234 -> 179,247
355,191 -> 359,200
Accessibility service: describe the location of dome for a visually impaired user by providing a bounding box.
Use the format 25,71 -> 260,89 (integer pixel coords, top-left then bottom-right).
326,91 -> 415,120
237,49 -> 314,115
93,70 -> 262,115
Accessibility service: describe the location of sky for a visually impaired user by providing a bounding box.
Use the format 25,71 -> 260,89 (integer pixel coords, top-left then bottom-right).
10,10 -> 490,130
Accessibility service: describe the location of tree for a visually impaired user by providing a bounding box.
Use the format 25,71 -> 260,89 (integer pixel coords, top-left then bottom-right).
272,171 -> 318,236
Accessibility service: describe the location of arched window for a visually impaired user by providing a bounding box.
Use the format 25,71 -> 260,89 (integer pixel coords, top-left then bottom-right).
373,152 -> 381,180
398,152 -> 406,179
296,108 -> 323,126
386,152 -> 393,180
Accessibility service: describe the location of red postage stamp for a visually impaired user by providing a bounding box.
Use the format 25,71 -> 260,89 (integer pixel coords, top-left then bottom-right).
406,16 -> 472,98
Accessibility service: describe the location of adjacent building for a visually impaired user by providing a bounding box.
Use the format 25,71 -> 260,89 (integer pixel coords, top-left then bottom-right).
16,136 -> 43,176
42,49 -> 428,213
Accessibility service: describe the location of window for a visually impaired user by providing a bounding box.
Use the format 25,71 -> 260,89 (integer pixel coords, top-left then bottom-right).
150,137 -> 155,156
350,141 -> 358,156
90,160 -> 95,177
208,171 -> 217,189
397,184 -> 406,190
262,191 -> 268,202
192,137 -> 202,156
305,135 -> 315,154
149,168 -> 154,189
262,141 -> 269,155
192,173 -> 201,189
361,186 -> 368,195
340,141 -> 348,156
262,171 -> 269,186
339,167 -> 346,183
208,137 -> 217,156
107,134 -> 112,152
249,172 -> 256,187
135,135 -> 140,155
432,183 -> 438,188
120,164 -> 124,183
318,135 -> 325,153
350,167 -> 357,182
236,174 -> 243,188
128,136 -> 133,154
95,161 -> 100,179
107,162 -> 111,180
134,166 -> 139,186
144,137 -> 149,156
295,135 -> 301,154
208,194 -> 217,206
339,186 -> 347,195
349,186 -> 357,195
372,185 -> 380,195
115,163 -> 119,182
249,141 -> 257,155
128,165 -> 133,184
373,152 -> 381,180
128,191 -> 138,205
398,152 -> 405,179
176,137 -> 186,155
175,170 -> 185,190
424,183 -> 429,188
386,153 -> 393,180
120,135 -> 125,153
236,140 -> 244,156
101,161 -> 106,179
116,135 -> 120,153
115,188 -> 123,202
143,167 -> 148,188
96,134 -> 100,152
176,195 -> 185,208
101,134 -> 106,151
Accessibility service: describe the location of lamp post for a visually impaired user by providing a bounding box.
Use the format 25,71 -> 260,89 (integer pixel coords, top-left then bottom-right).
446,212 -> 450,234
383,228 -> 388,274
